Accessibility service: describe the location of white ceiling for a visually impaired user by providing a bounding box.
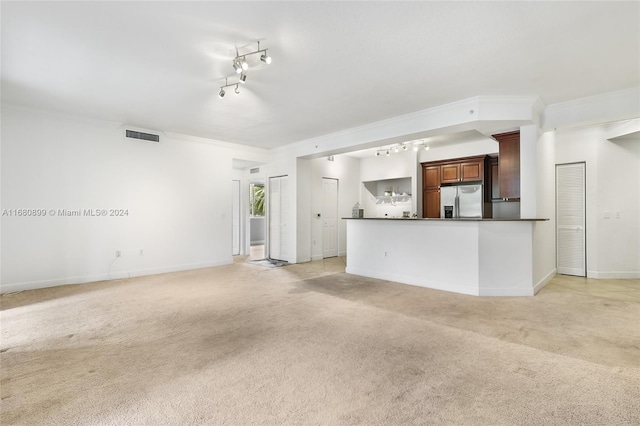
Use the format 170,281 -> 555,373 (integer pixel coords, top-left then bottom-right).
2,1 -> 639,150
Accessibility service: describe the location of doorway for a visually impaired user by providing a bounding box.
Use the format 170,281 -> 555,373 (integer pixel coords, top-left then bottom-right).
556,162 -> 586,276
269,175 -> 289,262
249,180 -> 265,260
322,178 -> 339,258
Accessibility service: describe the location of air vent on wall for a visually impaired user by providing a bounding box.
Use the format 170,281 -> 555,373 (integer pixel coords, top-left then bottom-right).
250,167 -> 260,174
126,129 -> 160,143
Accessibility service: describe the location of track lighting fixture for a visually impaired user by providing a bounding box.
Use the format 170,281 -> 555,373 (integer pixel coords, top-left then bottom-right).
231,41 -> 272,74
220,41 -> 272,99
376,140 -> 428,157
218,78 -> 242,99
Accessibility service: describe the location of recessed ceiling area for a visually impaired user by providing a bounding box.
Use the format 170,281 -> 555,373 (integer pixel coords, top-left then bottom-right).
1,2 -> 638,149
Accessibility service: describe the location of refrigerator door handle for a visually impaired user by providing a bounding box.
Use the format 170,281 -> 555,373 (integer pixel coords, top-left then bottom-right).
455,194 -> 460,218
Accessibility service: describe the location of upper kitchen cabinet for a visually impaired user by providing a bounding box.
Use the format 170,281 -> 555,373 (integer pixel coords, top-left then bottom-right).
440,163 -> 460,183
460,160 -> 484,182
440,158 -> 484,184
423,166 -> 440,189
492,131 -> 520,200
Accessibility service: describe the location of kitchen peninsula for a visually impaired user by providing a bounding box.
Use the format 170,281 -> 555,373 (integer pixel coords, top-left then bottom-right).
344,217 -> 547,296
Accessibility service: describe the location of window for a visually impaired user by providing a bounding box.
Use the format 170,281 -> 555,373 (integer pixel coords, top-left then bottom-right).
249,183 -> 265,217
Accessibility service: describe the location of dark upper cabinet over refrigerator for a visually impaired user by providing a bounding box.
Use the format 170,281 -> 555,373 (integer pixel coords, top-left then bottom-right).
492,131 -> 520,201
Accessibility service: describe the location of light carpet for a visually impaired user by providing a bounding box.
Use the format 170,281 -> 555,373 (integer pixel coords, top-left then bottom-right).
1,257 -> 639,425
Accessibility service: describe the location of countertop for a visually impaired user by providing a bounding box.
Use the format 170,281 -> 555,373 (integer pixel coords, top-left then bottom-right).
343,217 -> 549,222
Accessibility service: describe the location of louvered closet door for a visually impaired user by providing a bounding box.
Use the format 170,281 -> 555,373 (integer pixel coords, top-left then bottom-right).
556,163 -> 586,276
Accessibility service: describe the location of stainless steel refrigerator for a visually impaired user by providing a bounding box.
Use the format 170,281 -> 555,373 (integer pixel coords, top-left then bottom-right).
440,184 -> 483,218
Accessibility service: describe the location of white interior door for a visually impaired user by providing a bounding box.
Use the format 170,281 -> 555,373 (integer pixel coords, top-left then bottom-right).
269,175 -> 289,261
232,180 -> 241,255
556,163 -> 586,276
322,178 -> 338,258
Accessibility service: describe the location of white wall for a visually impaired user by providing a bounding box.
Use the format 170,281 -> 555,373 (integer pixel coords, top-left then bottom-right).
532,131 -> 557,289
1,106 -> 268,292
296,158 -> 312,263
309,155 -> 360,260
554,121 -> 640,278
597,135 -> 640,277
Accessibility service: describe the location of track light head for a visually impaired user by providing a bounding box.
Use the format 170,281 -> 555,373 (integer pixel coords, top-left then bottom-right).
394,146 -> 400,153
235,84 -> 240,94
233,59 -> 243,74
241,58 -> 249,71
412,145 -> 419,152
239,73 -> 247,84
260,52 -> 272,64
403,144 -> 408,151
424,145 -> 430,151
375,151 -> 381,157
218,88 -> 225,98
386,149 -> 390,156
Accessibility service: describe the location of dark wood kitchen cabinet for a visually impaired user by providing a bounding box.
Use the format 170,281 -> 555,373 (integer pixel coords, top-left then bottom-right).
421,155 -> 488,218
460,160 -> 484,182
492,131 -> 520,200
422,165 -> 441,218
439,158 -> 484,184
423,189 -> 441,218
440,163 -> 460,183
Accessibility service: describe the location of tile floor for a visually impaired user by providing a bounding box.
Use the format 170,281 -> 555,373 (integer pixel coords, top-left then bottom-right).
540,274 -> 640,302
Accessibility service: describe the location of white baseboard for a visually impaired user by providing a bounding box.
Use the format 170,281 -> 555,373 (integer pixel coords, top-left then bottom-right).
587,270 -> 640,279
533,268 -> 557,294
250,240 -> 265,245
0,259 -> 232,294
478,287 -> 535,297
311,254 -> 323,261
345,266 -> 480,296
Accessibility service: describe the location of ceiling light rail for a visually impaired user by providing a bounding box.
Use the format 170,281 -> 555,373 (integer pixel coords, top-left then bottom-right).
375,141 -> 429,157
218,78 -> 241,98
232,41 -> 272,74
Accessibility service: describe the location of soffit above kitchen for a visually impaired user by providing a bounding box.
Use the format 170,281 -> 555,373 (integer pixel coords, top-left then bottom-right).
1,1 -> 638,149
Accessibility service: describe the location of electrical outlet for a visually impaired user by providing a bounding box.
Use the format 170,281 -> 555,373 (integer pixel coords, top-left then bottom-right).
116,250 -> 121,258
384,251 -> 388,257
139,249 -> 144,256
